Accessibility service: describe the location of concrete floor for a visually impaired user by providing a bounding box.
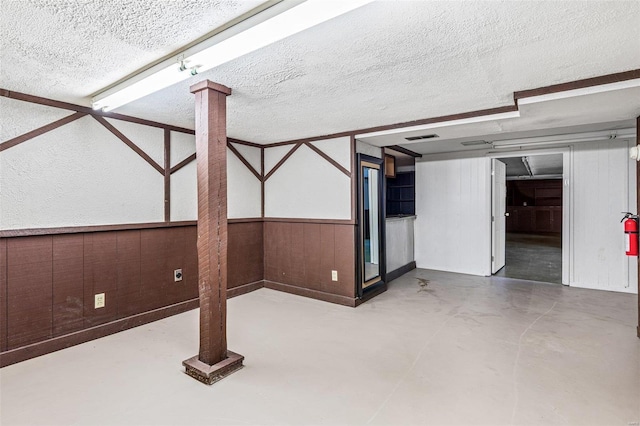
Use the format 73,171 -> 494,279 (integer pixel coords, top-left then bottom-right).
495,233 -> 562,284
1,269 -> 639,426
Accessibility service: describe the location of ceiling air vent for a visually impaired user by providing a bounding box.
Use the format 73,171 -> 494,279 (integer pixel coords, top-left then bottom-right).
460,140 -> 490,146
405,134 -> 439,141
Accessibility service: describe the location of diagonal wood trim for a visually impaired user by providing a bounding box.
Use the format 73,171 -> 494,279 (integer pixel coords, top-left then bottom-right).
227,141 -> 262,181
304,142 -> 351,177
387,145 -> 422,158
164,129 -> 171,222
514,69 -> 640,100
170,153 -> 196,174
93,115 -> 164,174
0,112 -> 87,152
263,133 -> 354,148
227,137 -> 263,148
0,89 -> 195,135
263,142 -> 303,181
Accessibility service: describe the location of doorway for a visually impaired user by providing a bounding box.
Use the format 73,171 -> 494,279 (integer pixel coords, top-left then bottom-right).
357,154 -> 386,298
491,154 -> 564,284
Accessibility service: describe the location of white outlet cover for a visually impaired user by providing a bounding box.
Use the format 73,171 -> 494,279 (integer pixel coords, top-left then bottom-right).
94,293 -> 105,309
331,270 -> 338,281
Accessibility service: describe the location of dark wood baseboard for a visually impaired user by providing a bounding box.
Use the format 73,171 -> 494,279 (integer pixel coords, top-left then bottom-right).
263,280 -> 357,307
0,298 -> 199,368
227,281 -> 265,298
355,282 -> 388,307
0,281 -> 266,368
386,261 -> 417,283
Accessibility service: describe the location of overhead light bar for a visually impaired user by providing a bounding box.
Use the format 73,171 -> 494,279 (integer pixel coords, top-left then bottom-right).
491,128 -> 636,149
92,0 -> 374,111
460,140 -> 490,146
356,110 -> 520,139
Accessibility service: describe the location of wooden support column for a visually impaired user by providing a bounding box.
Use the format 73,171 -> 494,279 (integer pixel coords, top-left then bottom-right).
182,80 -> 244,384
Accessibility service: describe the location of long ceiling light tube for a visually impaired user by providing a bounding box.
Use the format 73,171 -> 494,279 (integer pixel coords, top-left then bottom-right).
92,0 -> 374,111
491,128 -> 636,149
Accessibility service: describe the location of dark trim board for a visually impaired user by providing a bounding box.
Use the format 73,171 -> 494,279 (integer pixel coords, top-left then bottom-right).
386,261 -> 417,283
227,281 -> 265,298
514,69 -> 640,100
0,279 -> 266,368
263,281 -> 357,307
0,89 -> 195,135
0,112 -> 87,152
0,221 -> 198,238
262,218 -> 355,225
355,282 -> 388,307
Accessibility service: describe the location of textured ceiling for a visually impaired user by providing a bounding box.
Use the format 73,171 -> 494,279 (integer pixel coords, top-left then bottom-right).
1,0 -> 639,145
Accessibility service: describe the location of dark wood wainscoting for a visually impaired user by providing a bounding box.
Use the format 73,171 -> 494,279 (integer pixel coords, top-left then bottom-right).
0,221 -> 263,367
263,221 -> 356,305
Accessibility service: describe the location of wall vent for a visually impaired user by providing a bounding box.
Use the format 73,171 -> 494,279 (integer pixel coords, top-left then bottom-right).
405,134 -> 439,141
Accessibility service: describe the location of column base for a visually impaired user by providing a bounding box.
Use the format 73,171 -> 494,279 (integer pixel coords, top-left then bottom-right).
182,350 -> 244,385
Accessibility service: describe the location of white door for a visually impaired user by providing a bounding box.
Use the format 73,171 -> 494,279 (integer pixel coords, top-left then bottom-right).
491,159 -> 507,273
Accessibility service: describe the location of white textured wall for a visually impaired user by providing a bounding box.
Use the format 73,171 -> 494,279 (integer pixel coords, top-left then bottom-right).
227,148 -> 262,219
570,139 -> 637,294
264,137 -> 351,219
1,100 -> 264,229
386,216 -> 415,273
414,155 -> 492,276
1,114 -> 164,229
170,161 -> 196,222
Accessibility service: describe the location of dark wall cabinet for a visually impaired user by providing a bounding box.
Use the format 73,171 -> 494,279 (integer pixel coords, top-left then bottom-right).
386,171 -> 415,216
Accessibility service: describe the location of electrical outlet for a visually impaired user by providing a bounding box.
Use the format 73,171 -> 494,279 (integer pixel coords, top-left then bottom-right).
331,270 -> 338,281
94,293 -> 105,309
174,269 -> 183,282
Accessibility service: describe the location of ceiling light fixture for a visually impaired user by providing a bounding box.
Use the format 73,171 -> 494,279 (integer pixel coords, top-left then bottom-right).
460,140 -> 490,146
356,110 -> 521,139
92,0 -> 374,111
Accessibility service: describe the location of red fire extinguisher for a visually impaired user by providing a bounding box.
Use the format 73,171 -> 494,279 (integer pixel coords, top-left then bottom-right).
621,212 -> 639,256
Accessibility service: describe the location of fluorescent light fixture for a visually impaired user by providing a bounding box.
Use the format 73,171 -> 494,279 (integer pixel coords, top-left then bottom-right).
356,110 -> 520,139
460,140 -> 490,146
517,79 -> 640,106
92,0 -> 374,111
491,128 -> 636,149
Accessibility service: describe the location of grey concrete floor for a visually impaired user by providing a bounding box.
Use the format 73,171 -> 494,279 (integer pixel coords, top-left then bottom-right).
495,233 -> 562,284
1,269 -> 638,425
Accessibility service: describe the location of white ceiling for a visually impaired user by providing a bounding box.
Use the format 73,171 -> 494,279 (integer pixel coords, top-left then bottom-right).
1,0 -> 639,146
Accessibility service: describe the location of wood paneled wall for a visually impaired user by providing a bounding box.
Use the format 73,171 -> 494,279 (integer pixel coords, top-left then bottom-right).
0,222 -> 263,365
263,221 -> 356,306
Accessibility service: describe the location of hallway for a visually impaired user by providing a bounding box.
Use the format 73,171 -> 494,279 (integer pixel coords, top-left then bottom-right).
2,269 -> 638,425
495,233 -> 562,284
